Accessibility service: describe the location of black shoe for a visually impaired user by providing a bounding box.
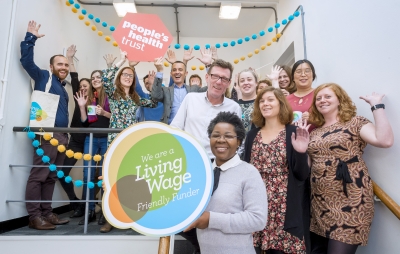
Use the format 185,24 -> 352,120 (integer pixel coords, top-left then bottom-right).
70,203 -> 85,218
78,210 -> 96,225
98,212 -> 106,225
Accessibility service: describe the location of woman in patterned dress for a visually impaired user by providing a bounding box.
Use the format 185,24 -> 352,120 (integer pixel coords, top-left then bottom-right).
243,87 -> 311,254
308,83 -> 393,254
99,51 -> 157,232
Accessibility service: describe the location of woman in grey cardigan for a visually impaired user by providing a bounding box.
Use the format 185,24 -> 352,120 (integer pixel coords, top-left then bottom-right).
184,112 -> 268,254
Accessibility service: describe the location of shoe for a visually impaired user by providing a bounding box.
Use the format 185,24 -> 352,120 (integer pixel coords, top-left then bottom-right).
100,221 -> 113,233
29,216 -> 56,230
78,210 -> 96,225
45,213 -> 69,225
70,203 -> 85,218
98,212 -> 106,225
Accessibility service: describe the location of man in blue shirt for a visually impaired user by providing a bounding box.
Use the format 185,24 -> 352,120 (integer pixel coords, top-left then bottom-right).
136,74 -> 164,122
20,21 -> 70,230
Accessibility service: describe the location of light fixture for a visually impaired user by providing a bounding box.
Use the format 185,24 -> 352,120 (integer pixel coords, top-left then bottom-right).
113,0 -> 137,17
219,2 -> 241,20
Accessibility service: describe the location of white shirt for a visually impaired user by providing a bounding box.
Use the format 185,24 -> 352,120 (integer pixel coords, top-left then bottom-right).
212,154 -> 242,171
170,92 -> 242,158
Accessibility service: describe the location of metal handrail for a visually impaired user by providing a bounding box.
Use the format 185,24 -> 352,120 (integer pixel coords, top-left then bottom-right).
11,126 -> 123,234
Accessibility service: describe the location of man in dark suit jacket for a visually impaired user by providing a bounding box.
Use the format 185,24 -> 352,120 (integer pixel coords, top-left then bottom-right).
151,58 -> 208,124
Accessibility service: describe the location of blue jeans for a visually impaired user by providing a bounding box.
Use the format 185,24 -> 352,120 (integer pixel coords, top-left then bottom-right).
82,136 -> 108,211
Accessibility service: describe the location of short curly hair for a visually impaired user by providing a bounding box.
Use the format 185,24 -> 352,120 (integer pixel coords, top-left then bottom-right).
207,112 -> 246,145
310,83 -> 357,127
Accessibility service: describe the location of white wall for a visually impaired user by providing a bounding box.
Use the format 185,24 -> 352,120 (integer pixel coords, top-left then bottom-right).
264,0 -> 400,253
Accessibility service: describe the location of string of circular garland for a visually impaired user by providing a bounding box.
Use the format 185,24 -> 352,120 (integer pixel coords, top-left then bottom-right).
64,0 -> 299,50
25,128 -> 103,189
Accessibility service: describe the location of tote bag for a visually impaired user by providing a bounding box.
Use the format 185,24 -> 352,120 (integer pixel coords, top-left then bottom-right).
29,71 -> 60,135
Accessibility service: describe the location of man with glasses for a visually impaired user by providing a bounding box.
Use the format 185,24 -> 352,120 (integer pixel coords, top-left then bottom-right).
151,50 -> 210,124
171,59 -> 242,159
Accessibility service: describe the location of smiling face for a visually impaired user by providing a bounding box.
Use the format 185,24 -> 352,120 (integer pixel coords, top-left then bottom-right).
79,80 -> 90,96
239,71 -> 257,98
91,71 -> 103,90
206,66 -> 232,100
50,56 -> 69,80
278,69 -> 290,89
259,91 -> 280,120
210,122 -> 240,166
171,62 -> 187,86
315,87 -> 340,117
293,62 -> 313,90
120,68 -> 134,88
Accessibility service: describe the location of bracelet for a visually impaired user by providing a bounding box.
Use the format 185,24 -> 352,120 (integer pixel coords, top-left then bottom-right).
371,104 -> 385,112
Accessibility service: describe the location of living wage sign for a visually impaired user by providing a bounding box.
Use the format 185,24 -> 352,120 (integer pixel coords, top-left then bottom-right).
112,13 -> 173,61
102,122 -> 213,236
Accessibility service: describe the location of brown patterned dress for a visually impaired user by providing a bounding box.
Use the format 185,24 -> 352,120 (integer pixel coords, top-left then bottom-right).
307,116 -> 373,246
251,130 -> 306,253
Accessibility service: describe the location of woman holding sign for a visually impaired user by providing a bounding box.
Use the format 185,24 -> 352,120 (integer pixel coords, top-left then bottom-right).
185,111 -> 268,254
243,87 -> 311,254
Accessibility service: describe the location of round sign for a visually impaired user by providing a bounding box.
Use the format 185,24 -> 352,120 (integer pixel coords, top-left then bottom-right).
102,122 -> 213,236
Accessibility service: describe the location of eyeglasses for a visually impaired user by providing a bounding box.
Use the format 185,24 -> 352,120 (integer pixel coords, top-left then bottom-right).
91,75 -> 102,80
122,73 -> 134,79
294,68 -> 312,75
209,74 -> 230,84
210,134 -> 238,140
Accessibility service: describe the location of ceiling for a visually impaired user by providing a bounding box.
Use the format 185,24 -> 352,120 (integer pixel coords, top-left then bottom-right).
75,0 -> 278,38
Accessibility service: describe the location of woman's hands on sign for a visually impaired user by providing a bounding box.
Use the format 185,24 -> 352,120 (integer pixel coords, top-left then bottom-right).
184,211 -> 210,232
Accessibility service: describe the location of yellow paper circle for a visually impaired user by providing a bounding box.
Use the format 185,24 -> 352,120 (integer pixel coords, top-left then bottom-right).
247,52 -> 253,58
254,49 -> 260,54
191,66 -> 196,70
85,21 -> 90,26
66,1 -> 71,6
93,154 -> 102,162
57,145 -> 66,153
50,138 -> 59,146
74,152 -> 83,160
164,62 -> 170,67
234,59 -> 239,64
43,133 -> 52,141
112,41 -> 118,47
272,37 -> 277,42
83,154 -> 92,161
261,45 -> 266,50
72,8 -> 78,13
276,33 -> 282,38
240,56 -> 245,61
66,150 -> 74,158
105,36 -> 111,42
98,31 -> 103,36
78,15 -> 84,20
91,26 -> 97,31
267,42 -> 272,46
199,65 -> 205,70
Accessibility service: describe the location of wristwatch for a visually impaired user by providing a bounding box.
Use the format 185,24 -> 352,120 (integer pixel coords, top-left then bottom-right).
371,104 -> 385,112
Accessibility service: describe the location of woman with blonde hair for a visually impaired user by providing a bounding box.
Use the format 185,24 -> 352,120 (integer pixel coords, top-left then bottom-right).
308,83 -> 393,254
244,87 -> 311,254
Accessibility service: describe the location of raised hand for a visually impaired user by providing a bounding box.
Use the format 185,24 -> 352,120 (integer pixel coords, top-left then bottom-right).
27,20 -> 45,38
129,60 -> 140,68
359,92 -> 385,106
165,49 -> 177,64
115,50 -> 128,68
197,48 -> 212,66
147,70 -> 156,86
211,46 -> 218,60
73,91 -> 88,108
66,45 -> 76,59
103,54 -> 117,68
292,119 -> 311,153
183,48 -> 194,64
266,65 -> 282,81
154,57 -> 164,72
